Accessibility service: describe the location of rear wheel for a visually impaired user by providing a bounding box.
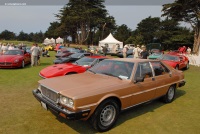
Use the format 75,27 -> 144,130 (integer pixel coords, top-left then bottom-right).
163,85 -> 176,103
90,99 -> 120,132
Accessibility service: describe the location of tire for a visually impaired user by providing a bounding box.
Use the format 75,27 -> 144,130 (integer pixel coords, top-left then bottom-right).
90,99 -> 120,132
185,62 -> 189,70
163,85 -> 176,103
21,60 -> 25,68
175,65 -> 179,70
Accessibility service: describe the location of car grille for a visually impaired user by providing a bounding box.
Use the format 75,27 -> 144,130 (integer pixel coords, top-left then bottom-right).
40,85 -> 58,103
0,62 -> 12,65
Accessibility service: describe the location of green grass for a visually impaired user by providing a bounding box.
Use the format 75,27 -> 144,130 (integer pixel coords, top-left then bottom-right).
0,51 -> 200,134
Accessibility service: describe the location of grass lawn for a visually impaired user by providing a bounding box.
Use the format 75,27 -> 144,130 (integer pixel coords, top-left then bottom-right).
0,51 -> 200,134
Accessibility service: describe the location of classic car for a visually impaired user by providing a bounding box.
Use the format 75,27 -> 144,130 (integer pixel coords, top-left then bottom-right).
167,46 -> 187,55
148,52 -> 163,59
55,48 -> 80,58
39,55 -> 107,78
0,49 -> 31,68
33,58 -> 186,132
53,53 -> 92,64
158,54 -> 189,70
44,45 -> 54,51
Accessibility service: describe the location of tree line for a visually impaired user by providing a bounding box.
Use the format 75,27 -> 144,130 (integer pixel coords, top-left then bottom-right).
0,0 -> 199,52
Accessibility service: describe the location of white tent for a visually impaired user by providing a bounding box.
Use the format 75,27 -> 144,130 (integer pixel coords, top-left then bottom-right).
50,38 -> 55,44
43,38 -> 51,45
99,33 -> 123,50
56,37 -> 64,44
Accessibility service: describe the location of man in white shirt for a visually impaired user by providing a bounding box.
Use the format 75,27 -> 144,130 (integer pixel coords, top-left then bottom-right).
30,44 -> 40,66
133,45 -> 142,59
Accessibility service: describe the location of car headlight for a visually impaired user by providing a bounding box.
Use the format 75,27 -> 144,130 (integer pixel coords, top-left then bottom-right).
60,95 -> 74,108
14,59 -> 19,63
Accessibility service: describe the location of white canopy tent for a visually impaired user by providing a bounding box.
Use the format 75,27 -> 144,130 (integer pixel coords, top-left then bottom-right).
43,38 -> 51,45
99,33 -> 123,51
56,37 -> 64,44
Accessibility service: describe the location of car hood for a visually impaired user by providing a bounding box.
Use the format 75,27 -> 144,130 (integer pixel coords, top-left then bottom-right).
39,63 -> 84,78
39,72 -> 130,99
0,55 -> 22,62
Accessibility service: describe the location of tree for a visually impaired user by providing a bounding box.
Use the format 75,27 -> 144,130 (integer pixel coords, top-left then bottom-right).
55,0 -> 115,45
136,16 -> 161,44
162,0 -> 200,54
45,21 -> 61,39
0,30 -> 16,40
17,31 -> 29,41
114,24 -> 131,44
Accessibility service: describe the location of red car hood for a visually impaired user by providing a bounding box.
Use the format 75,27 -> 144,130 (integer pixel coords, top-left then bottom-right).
39,63 -> 88,78
0,55 -> 22,62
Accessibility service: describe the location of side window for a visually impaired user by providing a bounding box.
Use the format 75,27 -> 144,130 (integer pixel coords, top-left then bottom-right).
151,61 -> 169,76
135,62 -> 153,80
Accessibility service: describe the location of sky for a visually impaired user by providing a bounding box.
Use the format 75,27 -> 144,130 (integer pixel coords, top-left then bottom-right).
0,0 -> 189,35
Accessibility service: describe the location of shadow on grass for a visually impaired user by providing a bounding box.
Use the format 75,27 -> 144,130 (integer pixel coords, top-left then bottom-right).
50,89 -> 186,133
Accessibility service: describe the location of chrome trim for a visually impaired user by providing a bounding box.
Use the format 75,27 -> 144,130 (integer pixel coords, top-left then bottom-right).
39,73 -> 46,79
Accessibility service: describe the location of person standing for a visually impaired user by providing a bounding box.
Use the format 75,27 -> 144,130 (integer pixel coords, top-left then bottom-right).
102,46 -> 108,56
123,45 -> 128,58
187,47 -> 191,55
133,45 -> 142,59
140,45 -> 149,59
30,44 -> 40,67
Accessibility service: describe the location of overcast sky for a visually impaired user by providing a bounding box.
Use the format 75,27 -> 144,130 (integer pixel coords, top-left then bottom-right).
0,0 -> 189,35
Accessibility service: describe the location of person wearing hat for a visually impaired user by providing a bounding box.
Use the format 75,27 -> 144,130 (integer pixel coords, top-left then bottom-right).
133,45 -> 142,59
140,45 -> 149,59
123,45 -> 128,58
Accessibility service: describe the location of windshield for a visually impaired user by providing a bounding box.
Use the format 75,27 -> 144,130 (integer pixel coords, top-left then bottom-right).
75,57 -> 96,66
4,50 -> 23,55
161,55 -> 179,61
70,53 -> 82,58
88,60 -> 134,80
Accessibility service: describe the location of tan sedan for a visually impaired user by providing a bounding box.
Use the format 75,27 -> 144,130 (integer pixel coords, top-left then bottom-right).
33,58 -> 186,132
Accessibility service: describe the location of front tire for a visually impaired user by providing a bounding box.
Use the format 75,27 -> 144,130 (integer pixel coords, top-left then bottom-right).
21,60 -> 25,68
163,85 -> 176,103
91,99 -> 120,132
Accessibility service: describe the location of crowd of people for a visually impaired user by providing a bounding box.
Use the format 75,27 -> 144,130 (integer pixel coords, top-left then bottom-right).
123,44 -> 149,59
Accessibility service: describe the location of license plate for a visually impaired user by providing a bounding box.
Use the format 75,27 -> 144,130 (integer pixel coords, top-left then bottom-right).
41,101 -> 48,110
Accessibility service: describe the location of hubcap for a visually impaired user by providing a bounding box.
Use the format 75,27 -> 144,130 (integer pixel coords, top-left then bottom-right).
100,105 -> 116,126
168,87 -> 174,100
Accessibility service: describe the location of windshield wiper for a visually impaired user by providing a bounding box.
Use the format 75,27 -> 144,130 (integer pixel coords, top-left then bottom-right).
88,69 -> 96,74
101,73 -> 122,80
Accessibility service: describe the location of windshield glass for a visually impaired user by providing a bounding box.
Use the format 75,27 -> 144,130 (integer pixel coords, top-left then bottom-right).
161,55 -> 179,61
4,50 -> 23,55
70,53 -> 82,58
88,60 -> 134,80
75,57 -> 96,66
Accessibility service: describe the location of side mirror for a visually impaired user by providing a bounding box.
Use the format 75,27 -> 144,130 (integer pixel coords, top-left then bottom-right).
134,76 -> 144,83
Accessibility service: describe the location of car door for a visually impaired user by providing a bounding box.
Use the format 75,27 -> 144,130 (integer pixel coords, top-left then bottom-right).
150,61 -> 172,98
131,62 -> 157,105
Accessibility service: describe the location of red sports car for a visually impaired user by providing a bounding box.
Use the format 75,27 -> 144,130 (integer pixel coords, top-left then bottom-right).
39,56 -> 107,78
0,49 -> 31,68
159,54 -> 189,70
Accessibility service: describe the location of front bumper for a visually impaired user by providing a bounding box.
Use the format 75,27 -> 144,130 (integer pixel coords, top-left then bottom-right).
178,80 -> 186,87
32,89 -> 91,120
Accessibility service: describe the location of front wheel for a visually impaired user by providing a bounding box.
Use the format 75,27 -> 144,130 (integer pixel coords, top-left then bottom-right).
90,99 -> 120,132
21,60 -> 25,68
163,85 -> 176,103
